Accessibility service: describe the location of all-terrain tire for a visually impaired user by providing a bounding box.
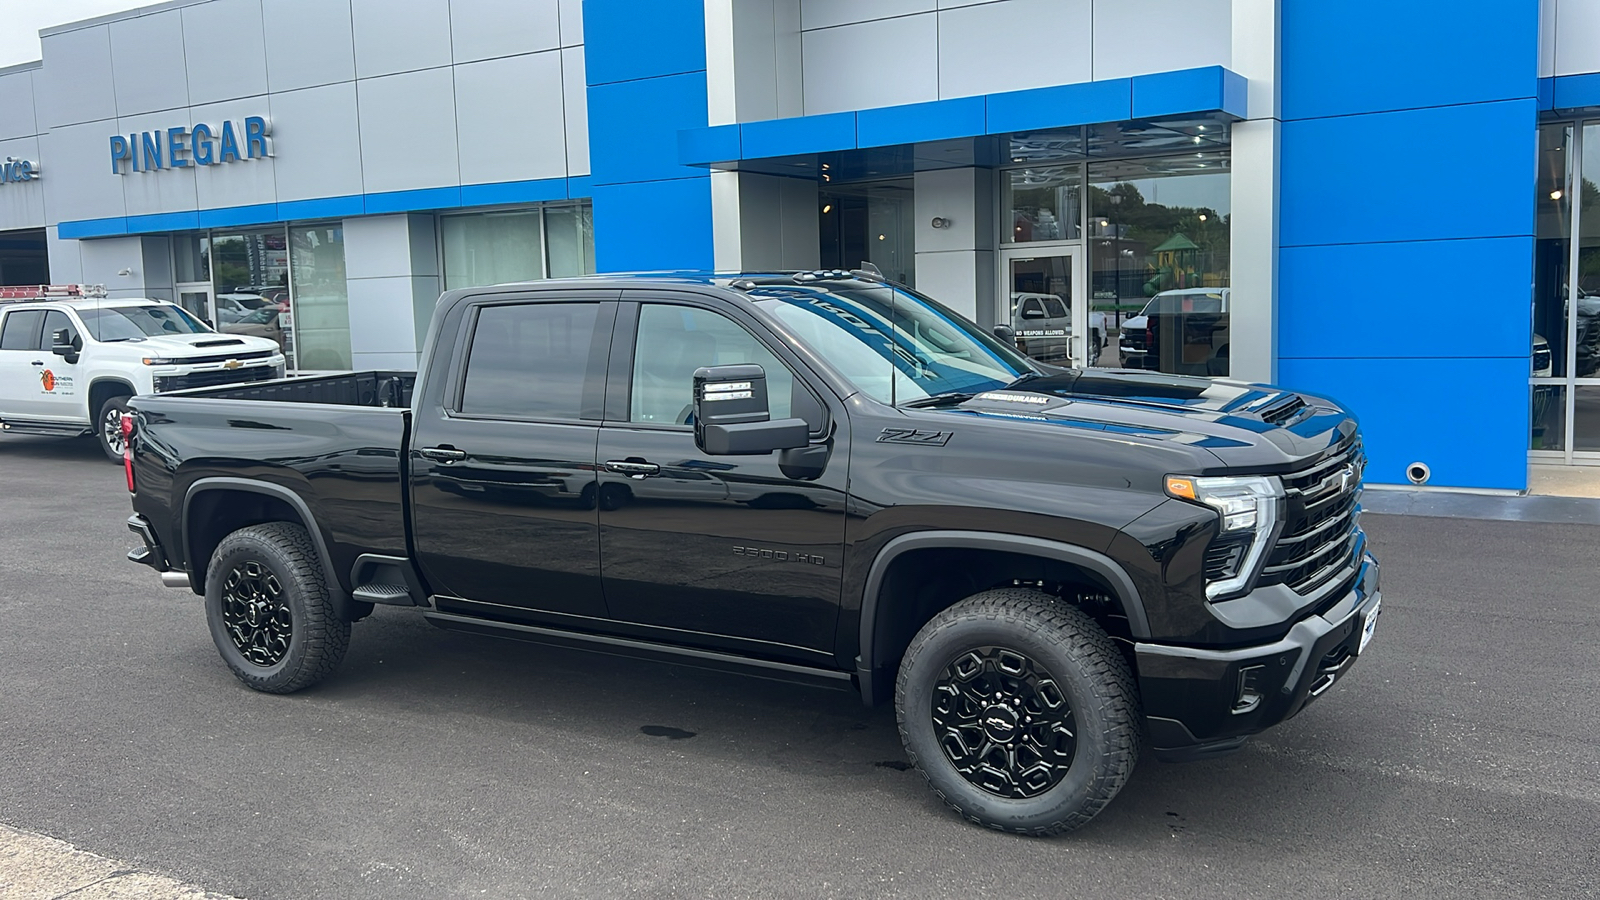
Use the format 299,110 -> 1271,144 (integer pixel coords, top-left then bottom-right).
895,587 -> 1140,835
204,522 -> 350,693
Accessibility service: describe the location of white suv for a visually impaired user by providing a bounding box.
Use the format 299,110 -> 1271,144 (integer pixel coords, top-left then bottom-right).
0,286 -> 285,461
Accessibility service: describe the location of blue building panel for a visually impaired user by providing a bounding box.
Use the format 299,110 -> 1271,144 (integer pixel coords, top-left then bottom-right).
1279,237 -> 1534,360
678,123 -> 741,166
459,177 -> 571,207
277,195 -> 364,221
197,203 -> 278,229
591,177 -> 713,272
741,111 -> 856,159
856,96 -> 985,148
126,210 -> 201,233
1129,67 -> 1246,121
1552,72 -> 1600,111
363,186 -> 462,215
588,71 -> 710,186
581,0 -> 707,86
1280,356 -> 1531,490
1281,0 -> 1539,120
984,79 -> 1131,135
1280,99 -> 1537,248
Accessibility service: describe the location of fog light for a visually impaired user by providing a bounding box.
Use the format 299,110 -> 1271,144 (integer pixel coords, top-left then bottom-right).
1232,665 -> 1265,714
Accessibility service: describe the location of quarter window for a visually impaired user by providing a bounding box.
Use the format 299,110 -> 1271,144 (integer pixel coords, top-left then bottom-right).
459,303 -> 601,420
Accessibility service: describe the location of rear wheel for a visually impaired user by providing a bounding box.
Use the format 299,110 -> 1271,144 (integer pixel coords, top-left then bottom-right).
895,588 -> 1140,835
204,522 -> 350,693
95,395 -> 131,463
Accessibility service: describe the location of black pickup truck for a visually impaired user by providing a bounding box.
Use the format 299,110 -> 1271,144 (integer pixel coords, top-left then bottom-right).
123,271 -> 1380,835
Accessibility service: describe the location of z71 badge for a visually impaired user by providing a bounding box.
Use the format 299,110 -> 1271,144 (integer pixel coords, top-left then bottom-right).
877,427 -> 953,446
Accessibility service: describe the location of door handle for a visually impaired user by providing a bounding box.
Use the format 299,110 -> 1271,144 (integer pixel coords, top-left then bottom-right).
418,446 -> 467,463
605,459 -> 660,478
31,360 -> 44,366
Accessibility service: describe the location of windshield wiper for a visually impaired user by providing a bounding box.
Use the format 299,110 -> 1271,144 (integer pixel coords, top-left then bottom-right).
899,391 -> 976,409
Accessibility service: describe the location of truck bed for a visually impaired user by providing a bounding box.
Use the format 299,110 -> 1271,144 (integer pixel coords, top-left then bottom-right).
168,371 -> 416,408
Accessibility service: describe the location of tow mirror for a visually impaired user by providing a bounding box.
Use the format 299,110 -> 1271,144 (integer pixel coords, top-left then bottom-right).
993,324 -> 1017,342
693,364 -> 809,456
50,329 -> 78,363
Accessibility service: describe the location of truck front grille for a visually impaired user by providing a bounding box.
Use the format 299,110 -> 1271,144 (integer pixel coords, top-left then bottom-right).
1259,439 -> 1366,595
155,366 -> 277,392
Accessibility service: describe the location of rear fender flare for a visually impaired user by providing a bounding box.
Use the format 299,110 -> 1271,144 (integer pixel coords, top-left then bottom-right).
182,477 -> 349,612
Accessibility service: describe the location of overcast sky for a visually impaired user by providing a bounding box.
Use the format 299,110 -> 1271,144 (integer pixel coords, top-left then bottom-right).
0,1 -> 148,69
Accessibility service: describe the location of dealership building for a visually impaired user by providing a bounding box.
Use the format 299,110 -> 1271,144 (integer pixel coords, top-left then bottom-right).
0,0 -> 1597,489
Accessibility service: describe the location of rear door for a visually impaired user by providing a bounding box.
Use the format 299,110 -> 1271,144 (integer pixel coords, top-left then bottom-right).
410,292 -> 617,618
594,295 -> 849,665
0,309 -> 49,418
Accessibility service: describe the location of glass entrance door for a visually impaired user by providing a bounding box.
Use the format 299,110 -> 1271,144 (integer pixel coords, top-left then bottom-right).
1000,250 -> 1091,367
175,283 -> 213,327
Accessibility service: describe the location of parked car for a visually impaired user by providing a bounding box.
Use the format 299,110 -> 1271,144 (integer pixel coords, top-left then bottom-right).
218,306 -> 288,351
0,285 -> 285,461
1009,292 -> 1107,365
1119,287 -> 1230,375
124,272 -> 1378,835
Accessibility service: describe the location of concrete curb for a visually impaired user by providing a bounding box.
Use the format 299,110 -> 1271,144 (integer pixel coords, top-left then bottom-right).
1363,488 -> 1600,525
0,824 -> 240,900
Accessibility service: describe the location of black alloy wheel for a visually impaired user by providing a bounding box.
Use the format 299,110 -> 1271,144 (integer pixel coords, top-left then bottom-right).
204,522 -> 350,693
220,560 -> 293,666
896,588 -> 1140,835
931,646 -> 1078,799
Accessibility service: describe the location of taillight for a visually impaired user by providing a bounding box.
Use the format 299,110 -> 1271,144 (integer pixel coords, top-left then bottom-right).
121,413 -> 136,493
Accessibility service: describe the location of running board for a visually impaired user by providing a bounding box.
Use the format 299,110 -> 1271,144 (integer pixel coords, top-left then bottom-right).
0,418 -> 92,438
422,610 -> 855,691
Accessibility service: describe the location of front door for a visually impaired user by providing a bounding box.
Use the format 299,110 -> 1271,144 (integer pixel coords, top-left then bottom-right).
409,296 -> 616,618
595,298 -> 849,666
999,249 -> 1091,366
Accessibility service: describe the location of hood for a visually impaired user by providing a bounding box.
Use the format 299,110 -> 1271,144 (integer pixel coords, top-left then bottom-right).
936,369 -> 1357,471
134,332 -> 282,358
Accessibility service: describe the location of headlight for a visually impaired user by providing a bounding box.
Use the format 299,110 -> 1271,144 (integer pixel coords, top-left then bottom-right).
141,357 -> 177,365
1166,474 -> 1285,600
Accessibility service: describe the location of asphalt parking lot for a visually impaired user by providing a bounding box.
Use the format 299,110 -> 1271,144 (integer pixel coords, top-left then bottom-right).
2,432 -> 1598,900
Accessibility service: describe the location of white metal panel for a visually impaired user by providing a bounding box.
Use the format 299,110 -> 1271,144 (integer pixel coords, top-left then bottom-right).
1228,117 -> 1278,383
0,69 -> 41,140
346,274 -> 422,353
356,68 -> 459,193
183,0 -> 271,107
937,0 -> 1091,99
774,0 -> 804,118
0,136 -> 45,230
263,0 -> 356,92
343,214 -> 419,279
455,51 -> 569,185
937,0 -> 1004,7
110,11 -> 190,116
266,82 -> 362,202
351,0 -> 453,78
1554,0 -> 1600,76
79,237 -> 149,296
801,0 -> 935,30
38,26 -> 117,128
40,121 -> 127,223
451,0 -> 562,63
801,13 -> 938,115
558,0 -> 584,45
46,227 -> 84,285
190,98 -> 278,210
116,111 -> 200,216
1092,0 -> 1232,81
562,47 -> 589,177
914,249 -> 986,321
1541,0 -> 1558,78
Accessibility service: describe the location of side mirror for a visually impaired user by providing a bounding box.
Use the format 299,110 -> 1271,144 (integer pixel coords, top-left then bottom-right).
50,329 -> 78,362
693,364 -> 809,456
993,324 -> 1017,342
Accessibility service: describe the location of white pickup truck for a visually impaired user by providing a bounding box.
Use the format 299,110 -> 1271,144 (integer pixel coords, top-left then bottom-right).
0,285 -> 285,461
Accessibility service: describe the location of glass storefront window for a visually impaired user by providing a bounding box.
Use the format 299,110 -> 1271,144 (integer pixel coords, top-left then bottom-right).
289,224 -> 351,371
442,209 -> 544,291
1088,154 -> 1230,376
1533,123 -> 1574,379
210,227 -> 291,360
1580,122 -> 1600,377
819,179 -> 915,286
1004,166 -> 1081,243
545,204 -> 596,278
174,234 -> 210,283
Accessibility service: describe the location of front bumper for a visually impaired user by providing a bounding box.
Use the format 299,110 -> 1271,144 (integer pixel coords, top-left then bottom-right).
1135,553 -> 1381,761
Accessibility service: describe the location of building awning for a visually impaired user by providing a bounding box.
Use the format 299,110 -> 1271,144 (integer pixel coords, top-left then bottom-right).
678,66 -> 1248,176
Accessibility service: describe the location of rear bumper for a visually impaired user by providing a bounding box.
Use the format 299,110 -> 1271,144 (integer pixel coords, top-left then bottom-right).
127,514 -> 190,589
1135,553 -> 1381,761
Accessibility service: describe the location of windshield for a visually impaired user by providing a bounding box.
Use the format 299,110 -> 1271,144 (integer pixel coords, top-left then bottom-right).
748,280 -> 1036,405
79,304 -> 212,341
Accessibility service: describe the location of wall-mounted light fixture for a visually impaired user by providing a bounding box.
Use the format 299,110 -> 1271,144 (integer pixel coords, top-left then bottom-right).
930,216 -> 951,229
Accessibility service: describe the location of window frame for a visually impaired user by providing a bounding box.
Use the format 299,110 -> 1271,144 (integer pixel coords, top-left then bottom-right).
445,296 -> 617,425
606,292 -> 831,439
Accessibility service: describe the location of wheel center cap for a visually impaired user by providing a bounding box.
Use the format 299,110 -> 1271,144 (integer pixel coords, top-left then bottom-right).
246,601 -> 266,627
980,704 -> 1020,743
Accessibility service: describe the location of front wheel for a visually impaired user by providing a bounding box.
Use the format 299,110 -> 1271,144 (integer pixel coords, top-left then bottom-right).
204,522 -> 350,693
895,588 -> 1140,835
95,395 -> 131,463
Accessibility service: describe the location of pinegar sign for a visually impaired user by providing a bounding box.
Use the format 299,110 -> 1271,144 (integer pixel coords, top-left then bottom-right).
110,116 -> 272,175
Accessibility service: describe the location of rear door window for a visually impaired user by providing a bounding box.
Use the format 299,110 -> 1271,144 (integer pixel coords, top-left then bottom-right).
458,302 -> 606,421
0,310 -> 44,350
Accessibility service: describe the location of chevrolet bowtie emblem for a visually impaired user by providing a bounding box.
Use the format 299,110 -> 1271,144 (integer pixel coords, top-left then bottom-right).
223,359 -> 242,370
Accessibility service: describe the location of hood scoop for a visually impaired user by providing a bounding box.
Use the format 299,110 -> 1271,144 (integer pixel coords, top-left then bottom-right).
193,339 -> 246,348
